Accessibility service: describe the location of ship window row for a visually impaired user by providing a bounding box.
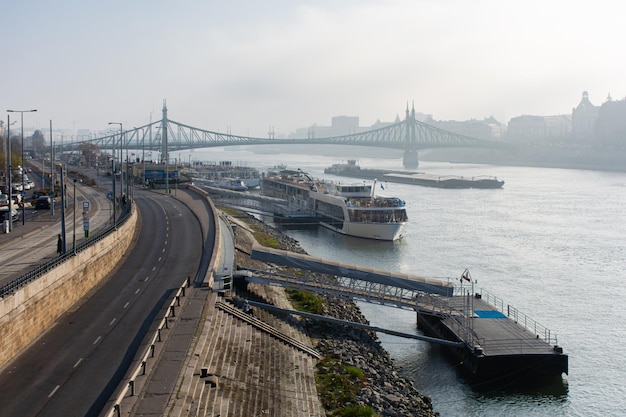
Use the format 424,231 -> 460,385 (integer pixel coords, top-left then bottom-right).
346,198 -> 406,208
335,185 -> 371,193
348,208 -> 408,224
314,201 -> 345,221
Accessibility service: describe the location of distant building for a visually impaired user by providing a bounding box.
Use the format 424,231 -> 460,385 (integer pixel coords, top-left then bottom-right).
594,96 -> 626,148
506,114 -> 571,144
290,115 -> 363,138
290,111 -> 437,139
571,91 -> 599,144
433,117 -> 504,141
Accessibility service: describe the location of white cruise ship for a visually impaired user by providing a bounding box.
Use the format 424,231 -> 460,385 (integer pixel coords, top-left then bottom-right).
261,169 -> 408,241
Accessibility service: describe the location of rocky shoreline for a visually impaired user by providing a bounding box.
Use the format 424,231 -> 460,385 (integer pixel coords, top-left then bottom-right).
232,212 -> 438,417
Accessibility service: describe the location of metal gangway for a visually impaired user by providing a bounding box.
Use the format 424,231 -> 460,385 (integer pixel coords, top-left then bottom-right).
245,245 -> 561,352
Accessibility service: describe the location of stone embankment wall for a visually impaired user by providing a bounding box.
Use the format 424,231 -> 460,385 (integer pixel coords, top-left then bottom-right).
0,209 -> 139,369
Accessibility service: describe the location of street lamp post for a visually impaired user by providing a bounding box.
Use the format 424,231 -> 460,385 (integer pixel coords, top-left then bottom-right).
6,115 -> 17,233
73,179 -> 77,252
108,122 -> 122,226
7,109 -> 37,225
49,120 -> 54,216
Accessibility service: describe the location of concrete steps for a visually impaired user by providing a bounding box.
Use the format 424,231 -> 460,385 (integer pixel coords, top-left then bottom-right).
166,292 -> 324,417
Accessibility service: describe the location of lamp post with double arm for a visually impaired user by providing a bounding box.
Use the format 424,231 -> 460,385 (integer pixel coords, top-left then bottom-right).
7,109 -> 37,225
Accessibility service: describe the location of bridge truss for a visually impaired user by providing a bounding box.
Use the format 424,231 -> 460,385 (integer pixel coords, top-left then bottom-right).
62,103 -> 505,165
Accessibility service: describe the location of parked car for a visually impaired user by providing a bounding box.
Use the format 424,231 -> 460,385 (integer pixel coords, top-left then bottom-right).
0,206 -> 19,221
35,196 -> 52,209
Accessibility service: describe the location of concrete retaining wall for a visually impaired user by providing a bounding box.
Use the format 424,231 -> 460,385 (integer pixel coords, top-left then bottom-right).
0,209 -> 139,370
186,184 -> 222,289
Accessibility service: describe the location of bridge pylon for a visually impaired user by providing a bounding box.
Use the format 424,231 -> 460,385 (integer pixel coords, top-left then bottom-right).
403,102 -> 419,169
403,150 -> 419,168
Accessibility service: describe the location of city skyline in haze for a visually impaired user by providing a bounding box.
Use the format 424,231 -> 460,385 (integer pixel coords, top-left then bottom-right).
2,1 -> 624,137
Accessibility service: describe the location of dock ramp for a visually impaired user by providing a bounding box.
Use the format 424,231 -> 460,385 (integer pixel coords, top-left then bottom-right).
250,245 -> 453,296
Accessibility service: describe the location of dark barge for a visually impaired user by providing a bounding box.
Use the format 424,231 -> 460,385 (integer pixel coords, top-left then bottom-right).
415,291 -> 568,380
324,160 -> 504,189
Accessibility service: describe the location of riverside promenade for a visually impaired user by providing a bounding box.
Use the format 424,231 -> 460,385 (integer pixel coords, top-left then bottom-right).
2,183 -> 437,417
0,184 -> 327,417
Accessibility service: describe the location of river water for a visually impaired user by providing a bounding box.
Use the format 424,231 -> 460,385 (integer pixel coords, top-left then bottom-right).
189,146 -> 626,416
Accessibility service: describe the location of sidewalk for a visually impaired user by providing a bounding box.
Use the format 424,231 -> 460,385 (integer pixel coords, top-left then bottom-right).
0,183 -> 115,286
0,208 -> 60,248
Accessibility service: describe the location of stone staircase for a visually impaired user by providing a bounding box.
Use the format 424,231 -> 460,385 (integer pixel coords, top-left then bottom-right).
167,293 -> 325,417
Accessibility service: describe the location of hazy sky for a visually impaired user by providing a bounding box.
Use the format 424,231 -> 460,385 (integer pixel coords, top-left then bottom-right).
2,0 -> 623,137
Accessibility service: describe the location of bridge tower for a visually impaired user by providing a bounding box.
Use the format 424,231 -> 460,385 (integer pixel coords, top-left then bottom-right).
403,103 -> 419,168
161,100 -> 168,163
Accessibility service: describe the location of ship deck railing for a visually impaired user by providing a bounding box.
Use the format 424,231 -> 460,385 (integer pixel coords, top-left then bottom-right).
416,288 -> 559,349
480,289 -> 558,346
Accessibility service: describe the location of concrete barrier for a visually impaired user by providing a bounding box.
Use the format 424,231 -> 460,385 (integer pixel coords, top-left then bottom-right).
0,209 -> 139,369
187,184 -> 222,289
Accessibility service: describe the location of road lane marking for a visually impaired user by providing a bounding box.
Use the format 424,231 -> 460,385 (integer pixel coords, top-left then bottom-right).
123,301 -> 130,309
109,318 -> 117,326
73,358 -> 83,368
93,336 -> 101,345
135,288 -> 140,294
48,385 -> 60,397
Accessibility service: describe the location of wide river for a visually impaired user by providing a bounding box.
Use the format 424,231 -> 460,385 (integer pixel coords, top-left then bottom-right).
188,145 -> 626,417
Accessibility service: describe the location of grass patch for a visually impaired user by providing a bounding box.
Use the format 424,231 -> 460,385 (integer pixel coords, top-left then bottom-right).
286,288 -> 325,314
220,207 -> 244,217
333,404 -> 376,417
218,207 -> 282,249
315,355 -> 376,416
252,231 -> 281,248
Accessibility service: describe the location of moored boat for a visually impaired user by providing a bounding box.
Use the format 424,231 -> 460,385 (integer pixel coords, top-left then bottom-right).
325,160 -> 504,189
261,168 -> 408,241
210,178 -> 249,191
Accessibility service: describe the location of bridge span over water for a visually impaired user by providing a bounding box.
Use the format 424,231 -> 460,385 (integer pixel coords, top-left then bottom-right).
68,102 -> 506,168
